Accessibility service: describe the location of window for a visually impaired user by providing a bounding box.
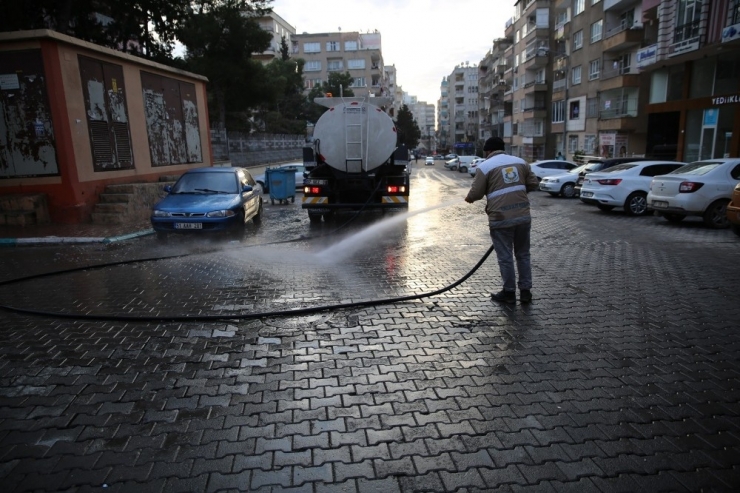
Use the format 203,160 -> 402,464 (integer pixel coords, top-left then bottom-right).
572,65 -> 582,85
304,78 -> 322,89
347,59 -> 365,69
589,59 -> 600,80
568,135 -> 579,153
587,98 -> 599,118
350,77 -> 366,87
326,41 -> 340,52
573,30 -> 583,50
574,0 -> 585,15
305,60 -> 321,72
591,20 -> 603,43
344,41 -> 358,51
327,60 -> 343,71
552,100 -> 565,123
732,0 -> 740,24
675,0 -> 702,43
304,42 -> 320,53
570,100 -> 581,119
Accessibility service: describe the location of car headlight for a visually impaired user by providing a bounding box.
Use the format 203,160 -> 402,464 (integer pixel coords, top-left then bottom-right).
153,210 -> 170,217
206,210 -> 236,218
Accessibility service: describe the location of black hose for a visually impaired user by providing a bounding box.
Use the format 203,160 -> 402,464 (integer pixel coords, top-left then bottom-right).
0,243 -> 495,323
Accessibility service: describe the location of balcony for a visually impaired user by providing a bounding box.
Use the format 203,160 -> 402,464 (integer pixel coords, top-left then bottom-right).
552,78 -> 566,93
603,23 -> 643,52
604,0 -> 640,12
600,62 -> 640,90
521,42 -> 550,69
523,79 -> 548,94
668,20 -> 701,57
521,105 -> 547,119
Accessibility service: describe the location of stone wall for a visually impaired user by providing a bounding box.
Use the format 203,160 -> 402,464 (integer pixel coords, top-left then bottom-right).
210,130 -> 305,168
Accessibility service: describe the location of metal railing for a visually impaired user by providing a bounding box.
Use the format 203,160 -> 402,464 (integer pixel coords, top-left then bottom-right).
601,61 -> 632,80
552,78 -> 566,91
599,99 -> 638,119
674,19 -> 701,43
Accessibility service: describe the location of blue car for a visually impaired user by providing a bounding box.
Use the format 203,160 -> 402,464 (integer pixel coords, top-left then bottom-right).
151,167 -> 263,239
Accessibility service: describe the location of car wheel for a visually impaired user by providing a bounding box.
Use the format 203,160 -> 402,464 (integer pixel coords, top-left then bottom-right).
662,213 -> 686,223
252,200 -> 263,225
597,204 -> 615,212
731,223 -> 740,237
702,199 -> 730,229
561,183 -> 576,198
459,166 -> 467,173
624,192 -> 648,216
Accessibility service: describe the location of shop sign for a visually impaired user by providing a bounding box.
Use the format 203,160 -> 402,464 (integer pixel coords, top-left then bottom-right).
710,94 -> 740,105
599,133 -> 616,146
637,45 -> 657,68
722,23 -> 740,43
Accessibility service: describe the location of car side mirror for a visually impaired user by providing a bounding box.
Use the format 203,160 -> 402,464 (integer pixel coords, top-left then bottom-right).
163,185 -> 172,193
242,185 -> 253,193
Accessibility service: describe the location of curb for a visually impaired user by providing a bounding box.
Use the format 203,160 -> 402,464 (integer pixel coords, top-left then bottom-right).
0,229 -> 154,247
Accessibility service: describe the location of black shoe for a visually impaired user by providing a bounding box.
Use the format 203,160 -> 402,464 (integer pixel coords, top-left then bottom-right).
520,290 -> 532,304
491,290 -> 516,304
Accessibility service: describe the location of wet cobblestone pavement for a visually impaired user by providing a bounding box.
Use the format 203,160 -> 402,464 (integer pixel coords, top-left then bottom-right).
1,164 -> 739,492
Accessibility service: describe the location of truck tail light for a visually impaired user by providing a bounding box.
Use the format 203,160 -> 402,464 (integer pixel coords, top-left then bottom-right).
387,185 -> 406,193
305,186 -> 321,194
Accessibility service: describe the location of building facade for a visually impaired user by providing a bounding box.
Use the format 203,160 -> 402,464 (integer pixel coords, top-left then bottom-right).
254,11 -> 296,63
448,64 -> 480,156
0,30 -> 212,223
291,31 -> 387,99
479,38 -> 514,145
437,77 -> 450,152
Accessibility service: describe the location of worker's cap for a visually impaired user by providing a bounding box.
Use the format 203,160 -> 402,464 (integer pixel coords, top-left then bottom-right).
483,137 -> 505,153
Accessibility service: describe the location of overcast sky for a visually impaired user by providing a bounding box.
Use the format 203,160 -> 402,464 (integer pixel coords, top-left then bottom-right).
270,0 -> 513,107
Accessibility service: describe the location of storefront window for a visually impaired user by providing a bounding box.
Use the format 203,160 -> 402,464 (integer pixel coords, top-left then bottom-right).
667,65 -> 684,101
689,58 -> 715,98
684,107 -> 734,162
715,52 -> 740,95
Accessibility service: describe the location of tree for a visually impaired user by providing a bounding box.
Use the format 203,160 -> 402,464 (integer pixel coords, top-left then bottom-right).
305,72 -> 355,123
177,1 -> 273,130
395,104 -> 421,149
257,57 -> 308,134
279,35 -> 290,61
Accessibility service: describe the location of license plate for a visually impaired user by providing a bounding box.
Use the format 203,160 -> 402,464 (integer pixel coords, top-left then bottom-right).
175,222 -> 202,229
652,201 -> 668,208
581,192 -> 594,198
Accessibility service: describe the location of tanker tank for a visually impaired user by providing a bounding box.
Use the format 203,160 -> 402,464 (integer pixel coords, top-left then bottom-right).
312,99 -> 397,173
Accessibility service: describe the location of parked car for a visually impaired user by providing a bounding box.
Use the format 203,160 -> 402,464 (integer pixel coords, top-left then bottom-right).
538,163 -> 591,198
151,167 -> 263,239
444,153 -> 458,160
727,182 -> 740,237
253,163 -> 306,193
529,159 -> 578,181
425,156 -> 434,166
579,161 -> 686,215
468,158 -> 485,177
444,158 -> 460,170
574,157 -> 655,195
647,158 -> 740,228
434,154 -> 446,161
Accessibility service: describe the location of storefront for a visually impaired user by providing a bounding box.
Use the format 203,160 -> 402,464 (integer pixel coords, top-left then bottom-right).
645,51 -> 740,162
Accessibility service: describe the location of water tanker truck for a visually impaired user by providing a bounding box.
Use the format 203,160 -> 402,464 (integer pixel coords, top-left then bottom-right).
302,96 -> 410,222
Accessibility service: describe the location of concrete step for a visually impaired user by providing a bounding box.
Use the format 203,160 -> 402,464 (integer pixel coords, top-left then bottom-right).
103,184 -> 136,194
91,211 -> 128,225
93,202 -> 130,214
0,210 -> 37,227
98,193 -> 133,204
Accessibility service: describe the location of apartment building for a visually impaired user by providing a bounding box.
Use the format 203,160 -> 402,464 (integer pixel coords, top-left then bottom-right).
383,64 -> 404,118
639,0 -> 740,161
409,101 -> 436,152
291,31 -> 387,99
503,1 -> 553,161
437,77 -> 450,151
448,64 -> 480,155
479,38 -> 514,144
254,11 -> 296,63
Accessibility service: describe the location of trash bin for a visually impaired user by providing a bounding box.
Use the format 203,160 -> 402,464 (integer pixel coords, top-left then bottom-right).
266,168 -> 295,205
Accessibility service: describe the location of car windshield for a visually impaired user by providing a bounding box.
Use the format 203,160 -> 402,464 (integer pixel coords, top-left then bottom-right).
172,172 -> 238,194
668,162 -> 722,175
584,163 -> 602,172
567,164 -> 589,174
602,164 -> 637,173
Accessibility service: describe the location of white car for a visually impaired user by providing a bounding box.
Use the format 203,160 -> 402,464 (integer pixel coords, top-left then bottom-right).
529,159 -> 578,181
647,158 -> 740,228
468,158 -> 485,177
424,156 -> 434,165
253,163 -> 306,194
444,158 -> 460,170
579,161 -> 686,215
538,163 -> 590,198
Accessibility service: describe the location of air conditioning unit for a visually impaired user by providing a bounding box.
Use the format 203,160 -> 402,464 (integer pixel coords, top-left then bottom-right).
499,80 -> 508,86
